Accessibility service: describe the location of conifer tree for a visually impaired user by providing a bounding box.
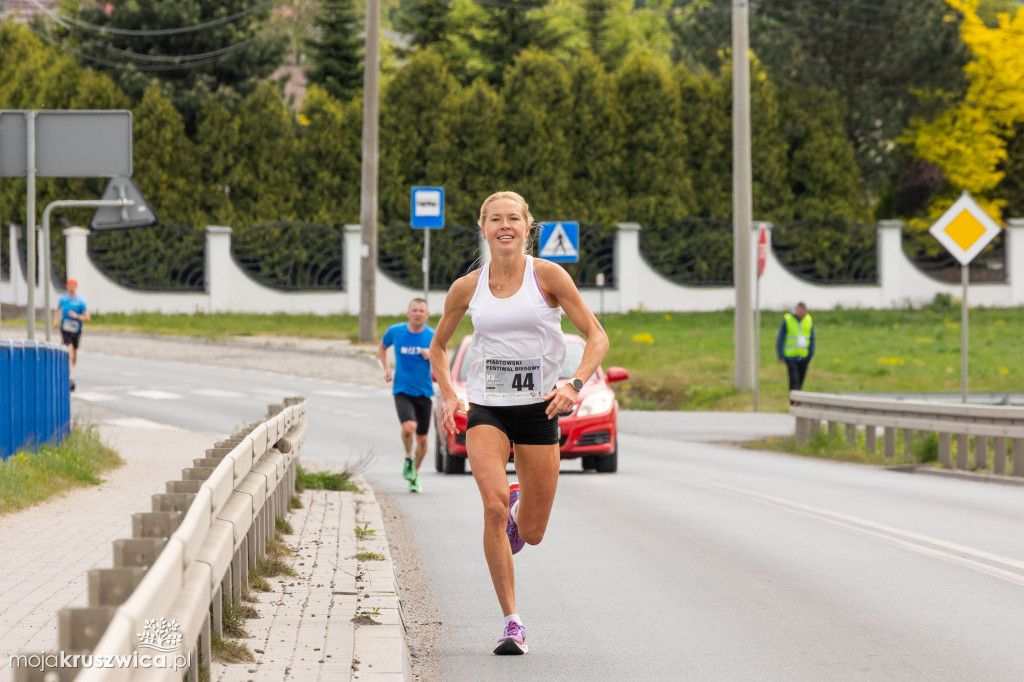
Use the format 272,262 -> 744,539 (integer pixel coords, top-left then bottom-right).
305,0 -> 364,103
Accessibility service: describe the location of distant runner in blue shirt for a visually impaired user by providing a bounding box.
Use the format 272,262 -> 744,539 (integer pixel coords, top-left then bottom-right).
377,298 -> 435,493
51,278 -> 91,392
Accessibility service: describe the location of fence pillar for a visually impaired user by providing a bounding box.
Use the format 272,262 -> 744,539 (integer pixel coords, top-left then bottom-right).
344,224 -> 362,315
956,433 -> 969,470
939,433 -> 952,468
993,436 -> 1007,474
1007,219 -> 1024,306
845,423 -> 857,445
975,436 -> 988,470
615,223 -> 642,313
205,226 -> 232,313
1012,438 -> 1024,476
877,220 -> 905,308
865,426 -> 876,454
883,428 -> 895,459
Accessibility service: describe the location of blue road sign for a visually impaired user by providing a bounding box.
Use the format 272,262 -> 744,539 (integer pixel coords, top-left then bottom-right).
538,221 -> 579,263
411,186 -> 445,229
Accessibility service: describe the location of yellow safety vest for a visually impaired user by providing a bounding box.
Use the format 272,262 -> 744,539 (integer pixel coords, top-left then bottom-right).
783,313 -> 813,358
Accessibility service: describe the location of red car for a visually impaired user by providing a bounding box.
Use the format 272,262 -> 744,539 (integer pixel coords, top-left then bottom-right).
433,333 -> 628,474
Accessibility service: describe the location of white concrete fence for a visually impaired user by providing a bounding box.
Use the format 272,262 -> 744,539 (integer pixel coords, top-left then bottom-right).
3,219 -> 1024,317
13,398 -> 306,682
791,390 -> 1024,475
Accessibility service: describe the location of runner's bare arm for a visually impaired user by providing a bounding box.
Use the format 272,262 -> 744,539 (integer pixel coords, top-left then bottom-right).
377,342 -> 392,382
430,272 -> 478,434
535,260 -> 609,415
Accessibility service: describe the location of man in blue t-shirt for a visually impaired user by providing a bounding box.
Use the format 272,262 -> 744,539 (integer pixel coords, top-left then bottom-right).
377,298 -> 435,493
51,278 -> 91,392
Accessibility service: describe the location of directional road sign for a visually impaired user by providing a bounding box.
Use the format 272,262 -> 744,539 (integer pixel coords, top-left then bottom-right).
411,186 -> 445,229
929,192 -> 1001,266
0,110 -> 132,177
538,221 -> 579,263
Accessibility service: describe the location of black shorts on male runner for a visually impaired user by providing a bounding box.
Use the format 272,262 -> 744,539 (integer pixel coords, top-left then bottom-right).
466,400 -> 559,446
61,330 -> 82,349
394,392 -> 433,435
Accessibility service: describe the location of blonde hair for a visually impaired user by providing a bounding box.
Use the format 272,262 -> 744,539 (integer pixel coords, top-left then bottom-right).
478,191 -> 535,230
478,191 -> 537,254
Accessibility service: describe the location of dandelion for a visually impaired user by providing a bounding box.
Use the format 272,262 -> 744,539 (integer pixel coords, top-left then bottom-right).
914,359 -> 925,367
995,319 -> 1006,326
632,332 -> 654,345
297,113 -> 310,126
945,321 -> 959,330
878,357 -> 904,366
999,367 -> 1010,376
663,314 -> 671,321
916,337 -> 933,344
832,357 -> 843,363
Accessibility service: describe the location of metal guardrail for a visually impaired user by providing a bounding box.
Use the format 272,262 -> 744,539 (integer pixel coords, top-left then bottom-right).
0,340 -> 70,459
791,391 -> 1024,474
12,398 -> 307,681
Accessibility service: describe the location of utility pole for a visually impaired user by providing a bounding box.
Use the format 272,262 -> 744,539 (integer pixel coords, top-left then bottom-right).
732,1 -> 755,391
358,0 -> 380,343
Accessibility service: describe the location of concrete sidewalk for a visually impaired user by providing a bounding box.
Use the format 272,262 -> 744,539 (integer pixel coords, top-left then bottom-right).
0,413 -> 409,681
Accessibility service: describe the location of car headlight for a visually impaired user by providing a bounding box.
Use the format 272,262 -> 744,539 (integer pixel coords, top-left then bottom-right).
576,390 -> 614,417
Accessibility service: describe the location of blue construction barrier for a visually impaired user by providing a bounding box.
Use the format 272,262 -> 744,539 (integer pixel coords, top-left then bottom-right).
0,340 -> 71,459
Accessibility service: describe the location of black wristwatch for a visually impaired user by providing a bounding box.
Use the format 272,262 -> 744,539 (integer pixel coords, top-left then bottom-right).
569,377 -> 584,391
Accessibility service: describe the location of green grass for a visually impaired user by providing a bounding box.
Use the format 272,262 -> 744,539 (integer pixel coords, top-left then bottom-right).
77,302 -> 1024,412
0,428 -> 123,515
296,466 -> 360,492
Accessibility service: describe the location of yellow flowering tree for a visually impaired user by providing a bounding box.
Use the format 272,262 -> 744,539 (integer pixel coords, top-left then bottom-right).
907,0 -> 1024,222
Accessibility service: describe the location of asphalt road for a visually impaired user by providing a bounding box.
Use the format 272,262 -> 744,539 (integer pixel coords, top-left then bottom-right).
73,352 -> 1024,681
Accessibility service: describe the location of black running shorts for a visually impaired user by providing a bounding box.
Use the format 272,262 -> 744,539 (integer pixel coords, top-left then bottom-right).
61,330 -> 82,349
394,392 -> 433,435
466,401 -> 559,446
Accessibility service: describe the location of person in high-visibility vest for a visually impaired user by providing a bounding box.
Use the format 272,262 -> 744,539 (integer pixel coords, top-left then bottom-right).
776,302 -> 814,405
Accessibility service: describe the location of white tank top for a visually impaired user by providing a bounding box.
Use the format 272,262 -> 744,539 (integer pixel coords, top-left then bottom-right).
467,256 -> 566,406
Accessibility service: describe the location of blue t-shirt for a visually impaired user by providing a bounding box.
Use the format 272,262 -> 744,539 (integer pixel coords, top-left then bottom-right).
58,294 -> 88,334
382,323 -> 435,397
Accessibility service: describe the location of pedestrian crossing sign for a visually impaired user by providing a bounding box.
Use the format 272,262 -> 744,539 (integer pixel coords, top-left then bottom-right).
538,221 -> 579,263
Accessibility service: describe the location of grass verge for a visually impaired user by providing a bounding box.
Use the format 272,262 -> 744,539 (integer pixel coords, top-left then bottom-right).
0,426 -> 122,515
78,302 -> 1024,412
296,466 -> 360,492
746,427 -> 942,467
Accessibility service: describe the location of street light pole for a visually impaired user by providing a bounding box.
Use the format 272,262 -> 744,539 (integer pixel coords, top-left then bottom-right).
732,0 -> 755,392
358,0 -> 381,343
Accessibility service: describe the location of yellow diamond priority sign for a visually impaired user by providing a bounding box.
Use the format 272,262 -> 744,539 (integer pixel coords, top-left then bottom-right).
928,192 -> 1001,266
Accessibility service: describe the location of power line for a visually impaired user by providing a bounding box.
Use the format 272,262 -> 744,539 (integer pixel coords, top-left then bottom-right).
25,0 -> 278,37
26,24 -> 266,72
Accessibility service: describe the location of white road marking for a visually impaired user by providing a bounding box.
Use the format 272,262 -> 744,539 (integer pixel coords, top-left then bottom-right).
313,389 -> 361,398
192,388 -> 246,398
127,390 -> 182,400
101,417 -> 175,430
72,392 -> 117,402
670,475 -> 1024,588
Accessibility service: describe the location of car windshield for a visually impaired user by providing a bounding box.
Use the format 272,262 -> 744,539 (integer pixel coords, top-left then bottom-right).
457,341 -> 593,382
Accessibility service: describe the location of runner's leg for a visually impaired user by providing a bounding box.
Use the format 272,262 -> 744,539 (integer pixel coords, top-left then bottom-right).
467,425 -> 517,616
510,443 -> 560,545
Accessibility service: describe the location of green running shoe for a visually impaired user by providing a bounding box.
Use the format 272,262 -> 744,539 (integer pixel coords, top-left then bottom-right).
409,476 -> 422,493
402,458 -> 416,481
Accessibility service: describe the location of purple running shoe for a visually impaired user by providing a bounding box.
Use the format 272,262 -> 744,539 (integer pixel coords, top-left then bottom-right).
494,619 -> 528,655
506,483 -> 525,554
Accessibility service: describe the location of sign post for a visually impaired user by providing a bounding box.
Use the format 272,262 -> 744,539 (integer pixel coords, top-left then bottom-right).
753,223 -> 768,412
928,192 -> 1001,403
0,110 -> 133,339
410,187 -> 445,301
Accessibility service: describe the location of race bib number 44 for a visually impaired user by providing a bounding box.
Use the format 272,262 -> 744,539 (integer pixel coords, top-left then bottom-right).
484,357 -> 544,400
